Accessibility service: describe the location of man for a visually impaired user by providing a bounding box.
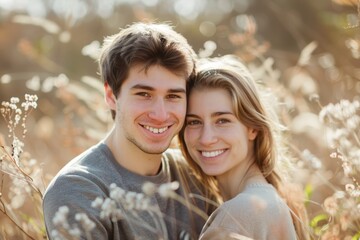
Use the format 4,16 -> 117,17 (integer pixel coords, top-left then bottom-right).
43,22 -> 213,240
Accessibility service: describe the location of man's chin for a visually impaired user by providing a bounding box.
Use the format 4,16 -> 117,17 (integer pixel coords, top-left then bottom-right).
141,143 -> 171,155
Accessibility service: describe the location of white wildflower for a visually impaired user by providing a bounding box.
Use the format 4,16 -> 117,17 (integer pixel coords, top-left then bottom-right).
75,213 -> 96,232
301,149 -> 322,170
334,191 -> 346,199
345,184 -> 355,192
158,181 -> 179,198
52,206 -> 70,229
342,161 -> 353,176
345,184 -> 360,197
142,182 -> 157,196
135,193 -> 146,209
1,101 -> 9,107
10,97 -> 19,104
109,183 -> 117,189
324,196 -> 338,216
12,136 -> 24,165
345,115 -> 360,131
100,198 -> 117,220
68,227 -> 82,238
125,191 -> 137,209
109,185 -> 126,202
91,197 -> 104,208
50,230 -> 61,239
21,94 -> 38,111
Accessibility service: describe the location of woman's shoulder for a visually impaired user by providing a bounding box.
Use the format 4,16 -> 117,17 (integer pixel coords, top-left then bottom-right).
204,184 -> 294,237
223,183 -> 290,217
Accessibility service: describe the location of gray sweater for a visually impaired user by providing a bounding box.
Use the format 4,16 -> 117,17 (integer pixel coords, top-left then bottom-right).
43,143 -> 211,240
200,183 -> 297,240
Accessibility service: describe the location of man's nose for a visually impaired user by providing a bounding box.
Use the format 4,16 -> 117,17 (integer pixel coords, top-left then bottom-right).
148,98 -> 169,122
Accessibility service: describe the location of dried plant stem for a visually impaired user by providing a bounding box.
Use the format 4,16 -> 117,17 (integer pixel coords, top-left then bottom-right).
147,210 -> 168,238
0,198 -> 36,240
339,119 -> 360,147
351,131 -> 360,147
189,193 -> 221,208
315,172 -> 339,192
358,0 -> 360,25
128,210 -> 163,234
169,193 -> 209,221
0,146 -> 43,198
0,171 -> 4,194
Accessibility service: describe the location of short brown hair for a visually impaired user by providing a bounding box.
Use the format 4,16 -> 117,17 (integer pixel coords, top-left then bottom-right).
98,22 -> 197,119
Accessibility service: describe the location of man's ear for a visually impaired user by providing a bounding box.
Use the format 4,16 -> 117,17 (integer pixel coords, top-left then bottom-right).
104,83 -> 116,110
248,128 -> 258,141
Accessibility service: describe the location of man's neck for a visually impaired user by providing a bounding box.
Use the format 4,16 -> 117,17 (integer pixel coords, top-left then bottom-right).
104,129 -> 163,176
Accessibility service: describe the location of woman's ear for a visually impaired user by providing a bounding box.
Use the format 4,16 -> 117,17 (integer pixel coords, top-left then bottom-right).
248,128 -> 258,141
104,83 -> 116,110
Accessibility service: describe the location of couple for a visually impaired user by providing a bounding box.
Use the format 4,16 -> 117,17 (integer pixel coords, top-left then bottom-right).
43,22 -> 309,240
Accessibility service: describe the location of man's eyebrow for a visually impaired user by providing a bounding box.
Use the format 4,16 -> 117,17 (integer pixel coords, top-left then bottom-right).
131,84 -> 186,93
131,84 -> 153,91
169,88 -> 186,94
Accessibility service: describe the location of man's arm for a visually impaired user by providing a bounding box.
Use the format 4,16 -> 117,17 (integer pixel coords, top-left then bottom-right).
43,174 -> 111,240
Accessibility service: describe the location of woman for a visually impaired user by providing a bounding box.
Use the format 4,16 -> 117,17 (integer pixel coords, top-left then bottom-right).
178,55 -> 309,240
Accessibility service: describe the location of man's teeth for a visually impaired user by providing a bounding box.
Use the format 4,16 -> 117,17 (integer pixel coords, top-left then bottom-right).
201,150 -> 224,158
144,126 -> 168,134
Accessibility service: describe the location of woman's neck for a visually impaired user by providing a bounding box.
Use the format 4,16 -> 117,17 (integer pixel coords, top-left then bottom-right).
217,161 -> 266,201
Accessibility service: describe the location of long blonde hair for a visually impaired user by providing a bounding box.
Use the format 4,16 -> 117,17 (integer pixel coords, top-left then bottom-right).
178,55 -> 309,240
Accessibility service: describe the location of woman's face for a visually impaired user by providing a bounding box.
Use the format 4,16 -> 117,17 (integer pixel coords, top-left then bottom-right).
184,88 -> 257,177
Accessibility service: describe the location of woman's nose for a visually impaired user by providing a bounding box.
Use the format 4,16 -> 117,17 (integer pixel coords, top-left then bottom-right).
199,124 -> 218,145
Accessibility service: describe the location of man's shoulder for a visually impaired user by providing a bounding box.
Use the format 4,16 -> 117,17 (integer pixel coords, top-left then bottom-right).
43,143 -> 111,198
54,143 -> 109,175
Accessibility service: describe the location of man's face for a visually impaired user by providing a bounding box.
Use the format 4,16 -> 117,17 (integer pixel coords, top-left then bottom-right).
107,64 -> 187,155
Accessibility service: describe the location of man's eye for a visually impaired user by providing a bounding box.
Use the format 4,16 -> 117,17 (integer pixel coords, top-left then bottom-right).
136,92 -> 150,97
167,94 -> 182,99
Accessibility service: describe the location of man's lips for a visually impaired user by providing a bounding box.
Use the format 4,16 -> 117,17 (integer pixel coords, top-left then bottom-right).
141,124 -> 170,134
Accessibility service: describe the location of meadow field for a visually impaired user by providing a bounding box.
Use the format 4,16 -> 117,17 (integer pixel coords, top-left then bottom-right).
0,0 -> 359,239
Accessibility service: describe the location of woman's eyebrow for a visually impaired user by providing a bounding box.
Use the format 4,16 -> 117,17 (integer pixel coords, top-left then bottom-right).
131,84 -> 186,93
212,111 -> 233,117
186,112 -> 233,118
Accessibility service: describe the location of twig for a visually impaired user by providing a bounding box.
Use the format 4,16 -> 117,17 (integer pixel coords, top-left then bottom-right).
0,146 -> 43,198
0,198 -> 36,240
169,193 -> 209,221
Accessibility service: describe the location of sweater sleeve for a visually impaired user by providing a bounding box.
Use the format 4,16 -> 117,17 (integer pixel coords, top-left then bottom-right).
43,173 -> 113,240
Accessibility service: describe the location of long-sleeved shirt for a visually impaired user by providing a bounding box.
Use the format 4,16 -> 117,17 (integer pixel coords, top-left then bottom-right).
43,142 -> 212,240
200,183 -> 297,240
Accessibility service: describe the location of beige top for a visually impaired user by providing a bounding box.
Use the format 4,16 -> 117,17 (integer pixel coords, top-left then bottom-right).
200,183 -> 297,240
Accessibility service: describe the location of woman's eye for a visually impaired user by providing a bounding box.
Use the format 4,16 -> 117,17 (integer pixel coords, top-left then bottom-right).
186,119 -> 201,126
217,119 -> 230,124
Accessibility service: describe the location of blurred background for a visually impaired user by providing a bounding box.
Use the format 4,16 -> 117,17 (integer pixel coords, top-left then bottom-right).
0,0 -> 359,239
